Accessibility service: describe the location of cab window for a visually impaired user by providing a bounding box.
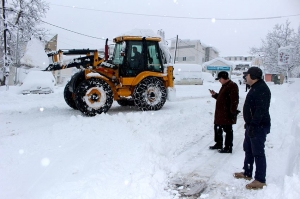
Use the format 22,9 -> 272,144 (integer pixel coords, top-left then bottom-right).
147,41 -> 163,72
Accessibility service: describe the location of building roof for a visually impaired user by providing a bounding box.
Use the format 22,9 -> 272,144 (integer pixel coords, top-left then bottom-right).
202,57 -> 234,67
221,55 -> 255,57
201,42 -> 220,53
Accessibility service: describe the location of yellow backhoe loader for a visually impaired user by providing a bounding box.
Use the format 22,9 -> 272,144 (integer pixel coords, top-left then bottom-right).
44,33 -> 174,116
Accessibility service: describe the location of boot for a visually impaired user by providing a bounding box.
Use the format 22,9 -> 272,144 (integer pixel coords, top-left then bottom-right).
246,180 -> 266,190
209,143 -> 222,150
218,147 -> 232,153
233,172 -> 252,180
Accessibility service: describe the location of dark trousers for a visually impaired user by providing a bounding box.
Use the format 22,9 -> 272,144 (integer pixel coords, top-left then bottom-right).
243,125 -> 270,183
214,124 -> 233,148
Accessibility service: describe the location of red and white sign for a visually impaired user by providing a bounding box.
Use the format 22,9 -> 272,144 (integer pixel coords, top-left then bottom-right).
278,46 -> 295,65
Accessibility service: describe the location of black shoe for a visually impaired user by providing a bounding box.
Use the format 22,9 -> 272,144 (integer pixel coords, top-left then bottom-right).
209,144 -> 222,150
218,147 -> 232,153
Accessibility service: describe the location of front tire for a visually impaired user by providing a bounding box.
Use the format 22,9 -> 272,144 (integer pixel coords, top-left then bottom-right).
75,78 -> 113,116
133,77 -> 167,111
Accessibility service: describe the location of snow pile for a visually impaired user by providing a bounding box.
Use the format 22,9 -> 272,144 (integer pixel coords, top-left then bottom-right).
19,71 -> 56,94
20,38 -> 49,70
202,71 -> 216,82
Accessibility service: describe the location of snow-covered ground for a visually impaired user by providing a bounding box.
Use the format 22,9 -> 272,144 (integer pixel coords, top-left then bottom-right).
1,78 -> 300,199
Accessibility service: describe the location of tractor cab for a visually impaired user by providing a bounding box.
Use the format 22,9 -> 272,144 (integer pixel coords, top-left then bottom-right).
111,36 -> 164,77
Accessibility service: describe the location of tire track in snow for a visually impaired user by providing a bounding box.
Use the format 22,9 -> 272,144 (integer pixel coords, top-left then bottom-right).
168,117 -> 246,198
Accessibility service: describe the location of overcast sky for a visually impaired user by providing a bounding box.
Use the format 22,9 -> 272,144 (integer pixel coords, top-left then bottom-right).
42,0 -> 300,56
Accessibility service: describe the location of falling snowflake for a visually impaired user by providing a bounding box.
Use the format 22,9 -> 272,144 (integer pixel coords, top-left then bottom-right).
41,158 -> 50,167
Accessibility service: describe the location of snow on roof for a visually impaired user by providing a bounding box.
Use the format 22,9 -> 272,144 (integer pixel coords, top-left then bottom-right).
202,57 -> 234,67
119,29 -> 160,38
20,38 -> 49,70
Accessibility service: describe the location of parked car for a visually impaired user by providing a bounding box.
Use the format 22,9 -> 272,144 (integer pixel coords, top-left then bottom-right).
20,71 -> 56,95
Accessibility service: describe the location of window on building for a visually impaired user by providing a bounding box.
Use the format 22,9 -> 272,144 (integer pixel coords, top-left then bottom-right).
240,57 -> 242,60
183,57 -> 186,61
250,57 -> 252,61
229,57 -> 231,60
235,57 -> 237,61
245,57 -> 247,61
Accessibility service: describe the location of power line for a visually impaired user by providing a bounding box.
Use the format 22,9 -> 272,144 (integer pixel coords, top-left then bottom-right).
49,3 -> 300,21
40,20 -> 109,40
41,20 -> 177,44
2,6 -> 110,42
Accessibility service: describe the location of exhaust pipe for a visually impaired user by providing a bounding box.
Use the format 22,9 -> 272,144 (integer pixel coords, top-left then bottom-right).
105,38 -> 109,61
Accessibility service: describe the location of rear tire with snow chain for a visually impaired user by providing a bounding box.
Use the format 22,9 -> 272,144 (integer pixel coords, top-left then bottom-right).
64,81 -> 78,110
133,77 -> 167,111
75,78 -> 113,116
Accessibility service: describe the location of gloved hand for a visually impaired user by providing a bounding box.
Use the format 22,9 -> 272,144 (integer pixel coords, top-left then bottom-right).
248,125 -> 256,138
231,110 -> 241,122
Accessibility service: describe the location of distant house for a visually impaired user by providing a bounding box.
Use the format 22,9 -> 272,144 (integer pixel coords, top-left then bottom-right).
202,57 -> 235,79
223,55 -> 255,71
264,68 -> 285,84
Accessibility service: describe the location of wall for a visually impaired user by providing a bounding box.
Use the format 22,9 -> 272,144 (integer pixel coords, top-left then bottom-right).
169,39 -> 218,65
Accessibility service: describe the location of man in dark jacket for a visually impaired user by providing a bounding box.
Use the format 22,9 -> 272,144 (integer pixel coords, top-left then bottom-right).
209,71 -> 239,153
234,67 -> 271,190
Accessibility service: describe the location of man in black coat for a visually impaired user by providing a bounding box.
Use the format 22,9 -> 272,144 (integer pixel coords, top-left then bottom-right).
209,71 -> 239,153
234,67 -> 271,190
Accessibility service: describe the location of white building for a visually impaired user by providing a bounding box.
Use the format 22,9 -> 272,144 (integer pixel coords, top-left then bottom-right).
169,39 -> 219,65
223,55 -> 255,70
202,57 -> 235,78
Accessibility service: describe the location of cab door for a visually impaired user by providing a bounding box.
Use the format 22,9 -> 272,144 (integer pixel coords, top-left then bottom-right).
123,41 -> 144,77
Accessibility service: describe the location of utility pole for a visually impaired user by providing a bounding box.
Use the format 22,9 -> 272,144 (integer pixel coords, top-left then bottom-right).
174,35 -> 178,64
2,0 -> 7,58
2,0 -> 9,89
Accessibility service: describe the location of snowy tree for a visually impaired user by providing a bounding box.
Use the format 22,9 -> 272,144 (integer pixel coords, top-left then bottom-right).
0,0 -> 49,85
250,20 -> 300,77
293,26 -> 300,77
